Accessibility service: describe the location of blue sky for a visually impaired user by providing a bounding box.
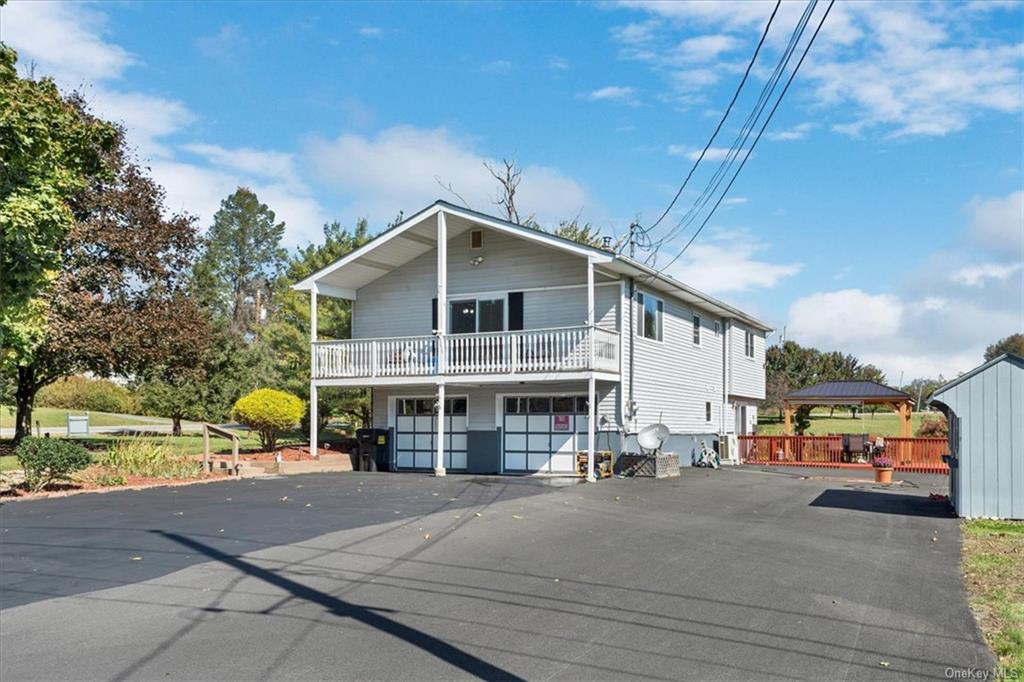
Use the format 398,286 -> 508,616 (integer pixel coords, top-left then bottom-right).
3,0 -> 1022,380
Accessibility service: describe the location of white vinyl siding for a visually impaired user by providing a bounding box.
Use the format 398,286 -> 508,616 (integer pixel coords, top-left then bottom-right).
728,322 -> 766,400
353,227 -> 620,339
623,285 -> 725,433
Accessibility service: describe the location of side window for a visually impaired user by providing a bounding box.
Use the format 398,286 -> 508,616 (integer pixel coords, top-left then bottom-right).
705,402 -> 712,423
745,331 -> 755,358
636,292 -> 663,341
692,315 -> 701,345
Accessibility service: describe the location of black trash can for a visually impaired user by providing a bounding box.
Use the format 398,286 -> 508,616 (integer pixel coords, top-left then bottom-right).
356,428 -> 390,472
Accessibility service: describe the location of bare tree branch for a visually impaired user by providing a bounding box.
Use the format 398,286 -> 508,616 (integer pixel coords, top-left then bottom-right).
484,158 -> 522,224
434,175 -> 473,210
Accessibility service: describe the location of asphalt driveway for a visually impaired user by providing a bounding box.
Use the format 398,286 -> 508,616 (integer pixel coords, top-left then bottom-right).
0,468 -> 993,680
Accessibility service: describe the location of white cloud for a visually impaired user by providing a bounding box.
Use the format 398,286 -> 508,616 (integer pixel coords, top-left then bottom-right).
662,229 -> 801,294
4,1 -> 328,245
480,59 -> 514,74
674,34 -> 740,62
966,190 -> 1024,255
305,125 -> 592,227
612,1 -> 1024,137
951,262 -> 1023,287
358,26 -> 382,38
584,85 -> 637,102
667,145 -> 735,161
784,192 -> 1024,379
789,290 -> 903,346
195,24 -> 247,62
765,122 -> 815,141
2,0 -> 133,84
547,56 -> 570,71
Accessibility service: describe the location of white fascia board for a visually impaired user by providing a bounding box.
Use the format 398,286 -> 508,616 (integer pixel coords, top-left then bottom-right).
292,203 -> 443,291
313,283 -> 357,300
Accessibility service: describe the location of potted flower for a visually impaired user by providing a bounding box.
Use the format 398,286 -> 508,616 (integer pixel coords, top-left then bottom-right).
872,456 -> 894,484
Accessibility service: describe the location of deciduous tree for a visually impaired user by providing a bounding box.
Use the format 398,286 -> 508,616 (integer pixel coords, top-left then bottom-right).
0,46 -> 116,369
7,112 -> 208,440
984,333 -> 1024,361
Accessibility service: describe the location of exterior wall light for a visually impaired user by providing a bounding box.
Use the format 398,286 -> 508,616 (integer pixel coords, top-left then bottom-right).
469,255 -> 484,267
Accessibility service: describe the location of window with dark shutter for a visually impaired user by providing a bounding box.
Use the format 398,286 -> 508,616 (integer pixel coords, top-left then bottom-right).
432,298 -> 438,332
507,291 -> 524,331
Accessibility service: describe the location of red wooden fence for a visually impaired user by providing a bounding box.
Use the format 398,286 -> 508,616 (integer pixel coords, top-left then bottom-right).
738,435 -> 948,474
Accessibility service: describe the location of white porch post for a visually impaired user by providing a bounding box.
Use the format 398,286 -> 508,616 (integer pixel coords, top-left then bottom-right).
436,210 -> 447,374
435,210 -> 447,477
587,375 -> 597,482
586,257 -> 596,482
310,285 -> 318,459
435,382 -> 446,476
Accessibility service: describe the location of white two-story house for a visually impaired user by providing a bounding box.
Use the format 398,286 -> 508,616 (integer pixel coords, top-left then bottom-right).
294,201 -> 769,479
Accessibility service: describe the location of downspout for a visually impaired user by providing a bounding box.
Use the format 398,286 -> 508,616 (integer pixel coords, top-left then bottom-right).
722,319 -> 731,434
628,276 -> 636,431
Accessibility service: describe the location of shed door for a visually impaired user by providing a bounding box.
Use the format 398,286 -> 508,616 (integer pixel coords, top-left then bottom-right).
395,397 -> 467,470
503,396 -> 590,473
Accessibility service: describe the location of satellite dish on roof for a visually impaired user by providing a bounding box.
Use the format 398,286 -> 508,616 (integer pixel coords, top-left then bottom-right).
637,423 -> 670,453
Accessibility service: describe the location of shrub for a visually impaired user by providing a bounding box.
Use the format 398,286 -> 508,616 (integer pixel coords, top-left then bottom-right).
233,388 -> 304,452
916,414 -> 949,438
872,456 -> 894,469
101,438 -> 201,479
15,437 -> 92,491
37,376 -> 135,414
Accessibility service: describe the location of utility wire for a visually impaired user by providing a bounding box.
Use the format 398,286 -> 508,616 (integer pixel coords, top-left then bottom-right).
644,0 -> 782,235
646,0 -> 815,255
645,0 -> 834,281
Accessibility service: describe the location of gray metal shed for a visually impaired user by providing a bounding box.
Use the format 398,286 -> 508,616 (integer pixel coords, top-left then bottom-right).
930,353 -> 1024,519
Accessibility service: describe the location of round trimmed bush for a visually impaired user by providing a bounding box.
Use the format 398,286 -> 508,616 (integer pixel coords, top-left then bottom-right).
233,388 -> 304,452
15,437 -> 92,492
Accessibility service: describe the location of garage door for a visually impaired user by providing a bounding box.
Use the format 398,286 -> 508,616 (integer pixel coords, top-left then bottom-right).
503,395 -> 590,473
395,397 -> 467,470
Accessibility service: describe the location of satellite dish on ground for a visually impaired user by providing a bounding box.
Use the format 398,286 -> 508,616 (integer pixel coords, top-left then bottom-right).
637,423 -> 670,453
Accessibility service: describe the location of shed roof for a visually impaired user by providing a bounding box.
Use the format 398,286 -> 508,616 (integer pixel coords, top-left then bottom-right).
785,380 -> 912,401
931,353 -> 1024,399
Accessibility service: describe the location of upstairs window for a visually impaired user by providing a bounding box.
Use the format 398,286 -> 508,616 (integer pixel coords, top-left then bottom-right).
745,331 -> 755,358
636,292 -> 663,341
705,402 -> 713,423
470,229 -> 483,249
692,315 -> 701,345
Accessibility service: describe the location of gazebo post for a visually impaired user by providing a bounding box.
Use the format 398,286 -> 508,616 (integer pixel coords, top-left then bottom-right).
783,401 -> 794,435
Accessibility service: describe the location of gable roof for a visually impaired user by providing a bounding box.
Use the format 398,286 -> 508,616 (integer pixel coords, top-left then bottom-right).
293,199 -> 773,331
931,353 -> 1024,399
785,380 -> 912,401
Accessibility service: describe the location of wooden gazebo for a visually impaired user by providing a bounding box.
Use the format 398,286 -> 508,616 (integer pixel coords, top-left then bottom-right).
783,380 -> 915,436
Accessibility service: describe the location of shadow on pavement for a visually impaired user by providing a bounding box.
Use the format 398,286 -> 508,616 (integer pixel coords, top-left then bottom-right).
810,488 -> 955,518
155,531 -> 525,681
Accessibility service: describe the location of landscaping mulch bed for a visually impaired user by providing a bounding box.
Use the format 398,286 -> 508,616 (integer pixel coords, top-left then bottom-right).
1,469 -> 233,502
226,442 -> 353,462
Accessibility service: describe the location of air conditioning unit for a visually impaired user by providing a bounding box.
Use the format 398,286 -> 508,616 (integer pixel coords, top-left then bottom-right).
719,433 -> 739,465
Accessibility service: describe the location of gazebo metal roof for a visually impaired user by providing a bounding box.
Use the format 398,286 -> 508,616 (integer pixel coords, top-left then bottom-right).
785,380 -> 912,402
782,380 -> 915,436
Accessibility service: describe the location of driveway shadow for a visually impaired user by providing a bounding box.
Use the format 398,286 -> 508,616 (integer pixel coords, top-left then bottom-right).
810,489 -> 955,518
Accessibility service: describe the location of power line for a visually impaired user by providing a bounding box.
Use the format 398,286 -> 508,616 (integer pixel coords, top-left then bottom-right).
645,0 -> 834,281
646,0 -> 816,256
644,0 -> 782,235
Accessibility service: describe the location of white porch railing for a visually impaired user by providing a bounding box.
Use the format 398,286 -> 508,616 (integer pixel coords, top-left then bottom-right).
312,326 -> 619,379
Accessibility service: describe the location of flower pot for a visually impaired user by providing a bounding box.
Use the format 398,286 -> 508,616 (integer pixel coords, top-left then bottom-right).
874,467 -> 894,484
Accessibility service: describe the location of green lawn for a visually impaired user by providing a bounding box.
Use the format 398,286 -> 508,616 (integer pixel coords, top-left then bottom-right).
963,520 -> 1024,677
0,406 -> 163,430
757,410 -> 933,436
